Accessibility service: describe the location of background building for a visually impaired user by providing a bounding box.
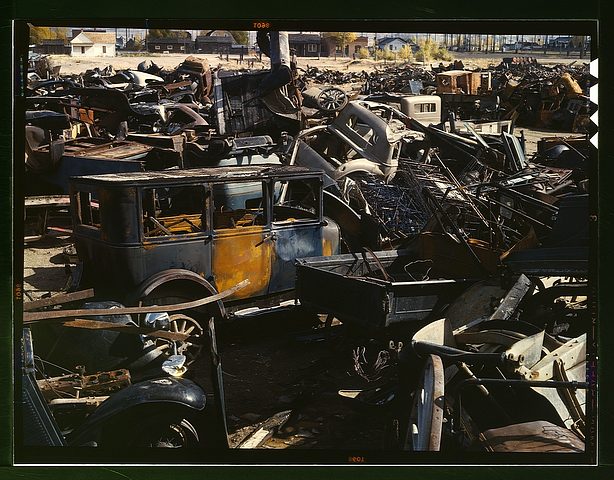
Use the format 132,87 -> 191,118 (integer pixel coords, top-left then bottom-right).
347,35 -> 369,56
195,34 -> 234,54
147,36 -> 194,54
377,37 -> 409,52
70,31 -> 116,57
288,33 -> 322,57
33,39 -> 70,55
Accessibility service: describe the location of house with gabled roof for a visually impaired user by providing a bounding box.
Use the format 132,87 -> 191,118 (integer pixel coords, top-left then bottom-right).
377,37 -> 410,52
70,31 -> 116,57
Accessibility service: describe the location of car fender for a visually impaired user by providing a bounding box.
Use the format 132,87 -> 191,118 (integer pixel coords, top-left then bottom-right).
128,268 -> 226,319
66,377 -> 206,446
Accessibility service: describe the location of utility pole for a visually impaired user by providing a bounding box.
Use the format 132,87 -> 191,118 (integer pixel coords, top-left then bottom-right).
374,32 -> 377,61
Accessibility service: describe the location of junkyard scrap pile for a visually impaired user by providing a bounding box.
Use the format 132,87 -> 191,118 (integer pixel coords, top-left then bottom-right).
21,49 -> 593,459
301,59 -> 592,132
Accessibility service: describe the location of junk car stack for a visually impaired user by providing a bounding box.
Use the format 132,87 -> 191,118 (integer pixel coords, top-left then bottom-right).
20,39 -> 594,458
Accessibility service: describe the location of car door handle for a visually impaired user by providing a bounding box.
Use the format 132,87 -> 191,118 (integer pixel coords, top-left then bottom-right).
255,232 -> 277,247
261,232 -> 278,242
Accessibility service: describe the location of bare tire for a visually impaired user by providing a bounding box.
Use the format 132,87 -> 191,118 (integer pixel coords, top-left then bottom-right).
100,408 -> 201,448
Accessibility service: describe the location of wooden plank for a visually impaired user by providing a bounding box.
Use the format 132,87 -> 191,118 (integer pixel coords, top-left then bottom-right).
60,318 -> 192,342
23,289 -> 96,312
23,279 -> 249,322
77,142 -> 151,159
238,410 -> 292,449
25,195 -> 71,207
239,427 -> 272,449
47,226 -> 73,234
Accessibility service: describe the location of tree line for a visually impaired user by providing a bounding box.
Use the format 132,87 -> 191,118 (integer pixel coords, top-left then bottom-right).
29,27 -> 250,46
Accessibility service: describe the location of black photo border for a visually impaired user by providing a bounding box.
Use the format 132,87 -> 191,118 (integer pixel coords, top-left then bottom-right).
2,1 -> 610,479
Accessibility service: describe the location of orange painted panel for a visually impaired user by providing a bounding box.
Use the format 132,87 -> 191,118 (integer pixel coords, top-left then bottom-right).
212,226 -> 272,300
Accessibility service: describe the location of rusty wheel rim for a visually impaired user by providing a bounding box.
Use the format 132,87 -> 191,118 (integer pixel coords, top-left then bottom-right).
406,354 -> 445,451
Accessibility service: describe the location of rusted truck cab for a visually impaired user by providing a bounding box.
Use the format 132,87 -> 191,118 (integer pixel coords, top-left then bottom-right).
70,165 -> 341,313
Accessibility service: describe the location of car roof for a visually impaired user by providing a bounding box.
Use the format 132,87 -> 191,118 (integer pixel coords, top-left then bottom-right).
70,165 -> 321,187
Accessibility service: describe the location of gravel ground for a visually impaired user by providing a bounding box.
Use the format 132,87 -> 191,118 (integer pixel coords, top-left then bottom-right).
46,51 -> 587,76
22,234 -> 74,301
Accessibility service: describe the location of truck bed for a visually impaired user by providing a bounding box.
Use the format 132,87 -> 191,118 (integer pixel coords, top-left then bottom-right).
295,249 -> 478,330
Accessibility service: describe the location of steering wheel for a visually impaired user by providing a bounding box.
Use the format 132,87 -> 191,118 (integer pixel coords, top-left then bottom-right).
317,87 -> 349,111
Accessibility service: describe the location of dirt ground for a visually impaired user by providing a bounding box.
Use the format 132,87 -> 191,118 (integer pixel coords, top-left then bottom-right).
212,313 -> 392,451
46,50 -> 586,77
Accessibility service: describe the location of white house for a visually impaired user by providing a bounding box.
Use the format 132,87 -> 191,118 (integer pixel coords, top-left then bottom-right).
377,37 -> 408,52
70,31 -> 116,57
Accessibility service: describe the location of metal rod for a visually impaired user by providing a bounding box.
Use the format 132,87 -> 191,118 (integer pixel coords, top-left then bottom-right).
454,377 -> 589,393
452,377 -> 589,435
419,159 -> 487,232
23,289 -> 95,312
59,318 -> 193,342
208,316 -> 230,448
412,341 -> 506,365
478,183 -> 559,213
422,188 -> 487,272
483,197 -> 553,230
